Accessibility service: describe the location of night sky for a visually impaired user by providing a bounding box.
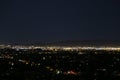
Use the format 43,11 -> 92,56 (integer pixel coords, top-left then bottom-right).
0,0 -> 120,43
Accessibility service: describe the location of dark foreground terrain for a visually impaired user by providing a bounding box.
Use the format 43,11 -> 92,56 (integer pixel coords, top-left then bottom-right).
0,48 -> 120,80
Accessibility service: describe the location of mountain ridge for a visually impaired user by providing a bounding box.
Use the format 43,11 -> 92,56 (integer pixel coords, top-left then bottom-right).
0,40 -> 120,47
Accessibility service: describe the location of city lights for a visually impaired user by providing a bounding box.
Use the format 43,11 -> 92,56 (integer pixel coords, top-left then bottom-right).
0,44 -> 120,79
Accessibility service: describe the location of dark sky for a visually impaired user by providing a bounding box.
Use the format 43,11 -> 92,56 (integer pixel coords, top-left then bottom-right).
0,0 -> 120,43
